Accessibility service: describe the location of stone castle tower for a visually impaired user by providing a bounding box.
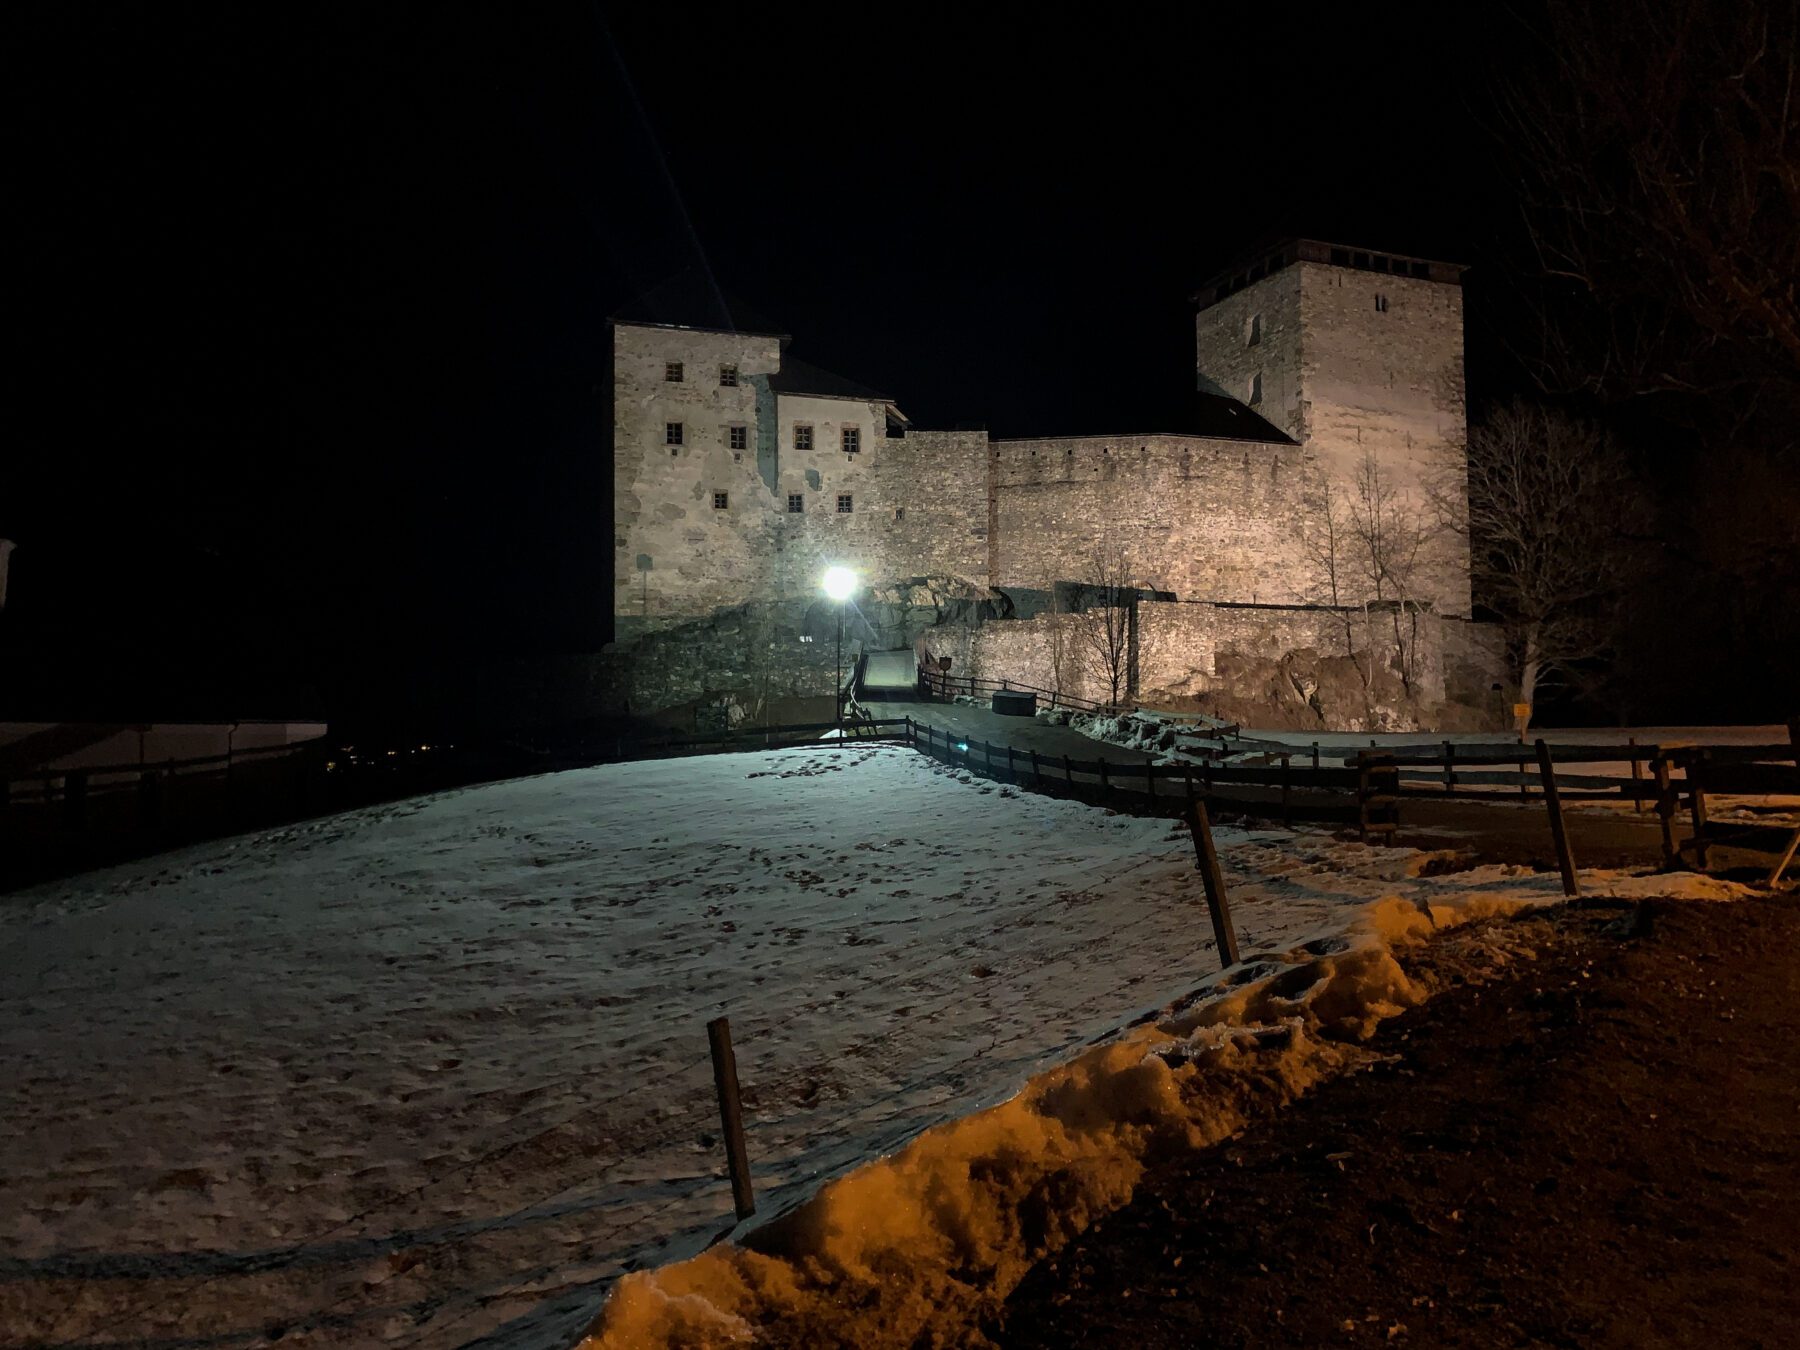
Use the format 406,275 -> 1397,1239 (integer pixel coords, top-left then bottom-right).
1193,240 -> 1471,616
608,239 -> 1485,718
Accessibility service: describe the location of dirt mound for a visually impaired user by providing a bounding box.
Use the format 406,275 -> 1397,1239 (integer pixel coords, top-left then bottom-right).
996,894 -> 1800,1347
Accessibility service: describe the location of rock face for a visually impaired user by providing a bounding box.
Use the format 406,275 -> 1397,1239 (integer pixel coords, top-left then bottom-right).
1145,647 -> 1495,733
607,575 -> 1002,722
603,575 -> 1500,734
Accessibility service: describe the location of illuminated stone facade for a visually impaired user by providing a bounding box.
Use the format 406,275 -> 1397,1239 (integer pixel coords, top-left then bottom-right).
610,241 -> 1473,704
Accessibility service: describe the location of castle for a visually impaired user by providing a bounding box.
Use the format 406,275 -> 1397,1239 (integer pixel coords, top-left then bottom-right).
610,240 -> 1482,720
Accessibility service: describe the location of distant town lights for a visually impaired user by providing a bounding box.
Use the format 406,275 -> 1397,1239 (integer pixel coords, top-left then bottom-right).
822,565 -> 857,601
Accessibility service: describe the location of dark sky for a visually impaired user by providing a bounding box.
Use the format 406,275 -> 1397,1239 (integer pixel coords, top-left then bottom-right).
8,4 -> 1522,711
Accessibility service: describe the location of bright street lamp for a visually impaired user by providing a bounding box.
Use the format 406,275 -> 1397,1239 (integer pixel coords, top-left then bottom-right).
821,565 -> 857,729
822,565 -> 856,602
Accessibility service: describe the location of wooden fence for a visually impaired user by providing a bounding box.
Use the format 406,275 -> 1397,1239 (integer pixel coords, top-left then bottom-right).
7,710 -> 1795,894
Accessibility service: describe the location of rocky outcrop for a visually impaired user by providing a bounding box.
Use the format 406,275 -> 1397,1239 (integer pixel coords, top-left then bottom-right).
607,575 -> 1002,721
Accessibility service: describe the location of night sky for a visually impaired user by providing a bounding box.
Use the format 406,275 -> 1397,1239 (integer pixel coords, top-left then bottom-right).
10,6 -> 1541,716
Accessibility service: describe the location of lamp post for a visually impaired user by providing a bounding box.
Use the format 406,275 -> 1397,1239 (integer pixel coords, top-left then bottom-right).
822,565 -> 857,731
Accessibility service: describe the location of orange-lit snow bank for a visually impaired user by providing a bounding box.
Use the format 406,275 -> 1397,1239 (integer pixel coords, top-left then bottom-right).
579,892 -> 1544,1349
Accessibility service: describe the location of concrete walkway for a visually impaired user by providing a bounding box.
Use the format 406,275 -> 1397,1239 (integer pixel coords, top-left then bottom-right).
873,699 -> 1153,766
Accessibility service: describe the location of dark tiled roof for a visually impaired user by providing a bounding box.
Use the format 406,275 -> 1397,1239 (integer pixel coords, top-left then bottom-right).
769,356 -> 893,403
1190,389 -> 1296,444
610,270 -> 789,340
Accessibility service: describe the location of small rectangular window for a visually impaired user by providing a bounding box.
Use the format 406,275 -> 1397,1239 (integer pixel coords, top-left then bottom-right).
1247,313 -> 1262,347
665,361 -> 684,382
837,493 -> 853,513
1375,293 -> 1390,313
728,424 -> 748,450
665,421 -> 684,446
1249,372 -> 1263,405
787,493 -> 804,513
794,424 -> 813,451
712,491 -> 729,510
842,427 -> 861,454
719,365 -> 738,387
895,507 -> 905,521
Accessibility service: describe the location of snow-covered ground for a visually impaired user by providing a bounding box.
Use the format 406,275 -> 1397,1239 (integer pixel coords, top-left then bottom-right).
0,743 -> 1738,1348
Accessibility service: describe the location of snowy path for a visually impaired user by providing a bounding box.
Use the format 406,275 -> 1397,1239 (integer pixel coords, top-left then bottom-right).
0,743 -> 1668,1348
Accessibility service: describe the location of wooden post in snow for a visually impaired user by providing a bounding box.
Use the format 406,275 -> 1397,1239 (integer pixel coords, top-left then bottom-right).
1185,797 -> 1240,970
1654,754 -> 1679,868
1628,735 -> 1644,813
707,1017 -> 756,1222
1687,750 -> 1712,870
1535,739 -> 1579,897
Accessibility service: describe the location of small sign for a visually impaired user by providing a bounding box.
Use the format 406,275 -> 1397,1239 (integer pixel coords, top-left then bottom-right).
1512,703 -> 1532,719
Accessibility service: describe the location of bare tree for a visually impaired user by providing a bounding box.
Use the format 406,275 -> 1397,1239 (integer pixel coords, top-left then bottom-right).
1041,586 -> 1077,706
1497,0 -> 1800,403
1453,402 -> 1642,718
1074,536 -> 1137,709
1346,450 -> 1433,692
1298,468 -> 1368,684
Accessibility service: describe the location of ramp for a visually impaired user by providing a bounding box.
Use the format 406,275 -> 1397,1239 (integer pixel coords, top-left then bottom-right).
860,649 -> 919,698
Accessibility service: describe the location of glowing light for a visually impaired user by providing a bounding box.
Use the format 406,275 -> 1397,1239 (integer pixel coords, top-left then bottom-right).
822,565 -> 857,601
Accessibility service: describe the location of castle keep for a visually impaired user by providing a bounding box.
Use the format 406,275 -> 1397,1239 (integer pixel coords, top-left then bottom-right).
611,241 -> 1478,719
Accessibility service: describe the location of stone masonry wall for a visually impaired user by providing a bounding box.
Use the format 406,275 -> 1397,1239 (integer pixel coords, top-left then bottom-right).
613,322 -> 988,635
1193,264 -> 1306,440
1299,262 -> 1471,615
991,435 -> 1315,604
614,322 -> 785,627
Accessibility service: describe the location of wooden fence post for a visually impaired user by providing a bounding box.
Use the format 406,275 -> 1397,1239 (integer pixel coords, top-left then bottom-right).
1628,735 -> 1644,813
1768,827 -> 1800,889
1311,741 -> 1320,772
707,1017 -> 756,1222
1146,759 -> 1156,802
1687,750 -> 1711,870
1097,757 -> 1109,791
1654,754 -> 1679,868
1356,752 -> 1370,843
1063,754 -> 1074,789
1007,744 -> 1016,782
1185,798 -> 1240,969
1030,748 -> 1042,786
1443,741 -> 1455,794
1534,739 -> 1579,898
1280,753 -> 1291,826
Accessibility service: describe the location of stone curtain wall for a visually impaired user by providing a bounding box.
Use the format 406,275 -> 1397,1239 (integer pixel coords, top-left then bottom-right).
956,601 -> 1451,709
991,435 -> 1315,604
866,430 -> 992,585
1194,265 -> 1307,440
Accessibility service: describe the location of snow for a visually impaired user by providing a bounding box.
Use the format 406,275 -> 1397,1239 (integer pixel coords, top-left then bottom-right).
584,866 -> 1753,1349
0,743 -> 1751,1347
